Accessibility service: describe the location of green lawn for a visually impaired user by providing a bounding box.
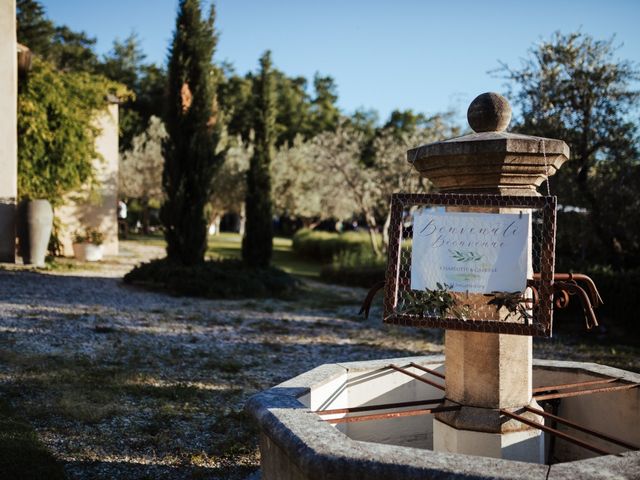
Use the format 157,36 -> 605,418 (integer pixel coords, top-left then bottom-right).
128,232 -> 322,278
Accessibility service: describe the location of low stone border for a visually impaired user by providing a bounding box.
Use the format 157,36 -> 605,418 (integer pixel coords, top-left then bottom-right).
246,355 -> 640,480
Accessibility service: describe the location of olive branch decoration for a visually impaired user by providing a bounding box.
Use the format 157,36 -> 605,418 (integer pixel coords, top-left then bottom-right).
485,291 -> 533,323
401,283 -> 470,320
449,249 -> 483,263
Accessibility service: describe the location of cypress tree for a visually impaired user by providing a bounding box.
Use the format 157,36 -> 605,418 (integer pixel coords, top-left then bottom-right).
242,51 -> 275,267
161,0 -> 225,265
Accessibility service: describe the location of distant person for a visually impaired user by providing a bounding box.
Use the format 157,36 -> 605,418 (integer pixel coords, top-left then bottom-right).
118,200 -> 128,238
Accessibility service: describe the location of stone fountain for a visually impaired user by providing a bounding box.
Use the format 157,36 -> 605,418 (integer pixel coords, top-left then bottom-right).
247,93 -> 640,479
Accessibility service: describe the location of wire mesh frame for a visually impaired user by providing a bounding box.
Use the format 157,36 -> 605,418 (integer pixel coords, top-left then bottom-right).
383,193 -> 557,337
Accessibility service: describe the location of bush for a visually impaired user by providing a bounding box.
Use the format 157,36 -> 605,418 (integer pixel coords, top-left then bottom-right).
319,249 -> 386,288
546,266 -> 639,338
585,267 -> 640,335
18,57 -> 129,206
124,258 -> 298,299
292,229 -> 374,263
320,264 -> 386,289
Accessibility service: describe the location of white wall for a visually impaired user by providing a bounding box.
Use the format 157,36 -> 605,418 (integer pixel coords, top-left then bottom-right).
0,0 -> 17,262
57,103 -> 119,256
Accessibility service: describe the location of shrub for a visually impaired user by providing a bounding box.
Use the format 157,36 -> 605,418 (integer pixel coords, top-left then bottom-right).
124,258 -> 298,299
319,249 -> 386,288
584,267 -> 640,335
292,229 -> 374,263
18,57 -> 129,206
320,263 -> 386,289
72,227 -> 104,245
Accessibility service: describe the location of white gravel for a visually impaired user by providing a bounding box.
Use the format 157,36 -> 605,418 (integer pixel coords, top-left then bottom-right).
0,242 -> 443,479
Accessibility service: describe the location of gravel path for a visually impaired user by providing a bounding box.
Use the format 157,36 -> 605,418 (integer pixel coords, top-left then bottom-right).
3,242 -> 636,479
0,243 -> 443,479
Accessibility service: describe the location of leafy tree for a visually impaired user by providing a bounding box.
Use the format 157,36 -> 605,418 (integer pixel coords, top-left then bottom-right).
310,73 -> 340,133
100,33 -> 146,88
210,138 -> 252,234
136,64 -> 167,130
383,109 -> 431,136
17,57 -> 129,206
99,33 -> 167,151
17,0 -> 98,73
271,136 -> 331,220
309,121 -> 382,254
372,114 -> 460,248
120,116 -> 167,234
16,0 -> 54,55
498,31 -> 640,268
242,51 -> 276,267
218,70 -> 254,143
306,112 -> 459,256
161,0 -> 226,266
274,72 -> 311,146
49,25 -> 98,72
220,66 -> 341,149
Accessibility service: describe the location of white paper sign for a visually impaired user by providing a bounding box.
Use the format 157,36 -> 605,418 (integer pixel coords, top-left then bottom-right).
411,209 -> 530,294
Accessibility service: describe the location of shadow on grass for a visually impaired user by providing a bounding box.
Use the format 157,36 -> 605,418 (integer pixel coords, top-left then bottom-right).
63,458 -> 257,480
0,398 -> 65,480
205,235 -> 323,279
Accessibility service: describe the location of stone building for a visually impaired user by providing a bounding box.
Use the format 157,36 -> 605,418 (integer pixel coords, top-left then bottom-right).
56,100 -> 120,257
0,0 -> 120,261
0,0 -> 18,262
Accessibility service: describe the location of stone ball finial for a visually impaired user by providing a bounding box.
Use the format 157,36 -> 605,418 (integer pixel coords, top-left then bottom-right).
467,92 -> 512,133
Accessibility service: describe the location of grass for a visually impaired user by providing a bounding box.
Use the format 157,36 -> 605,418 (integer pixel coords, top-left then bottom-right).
128,232 -> 323,278
206,233 -> 322,278
0,398 -> 66,480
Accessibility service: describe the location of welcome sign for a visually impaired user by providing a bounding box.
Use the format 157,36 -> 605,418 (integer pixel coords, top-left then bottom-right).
383,193 -> 557,337
411,209 -> 530,294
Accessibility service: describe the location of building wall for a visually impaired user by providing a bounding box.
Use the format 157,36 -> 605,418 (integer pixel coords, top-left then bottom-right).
57,103 -> 119,256
0,0 -> 17,262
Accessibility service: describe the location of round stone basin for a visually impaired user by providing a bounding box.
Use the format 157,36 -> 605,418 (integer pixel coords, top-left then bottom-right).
246,355 -> 640,479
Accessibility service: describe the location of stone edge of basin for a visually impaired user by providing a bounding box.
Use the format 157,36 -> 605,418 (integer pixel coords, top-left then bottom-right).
247,355 -> 639,480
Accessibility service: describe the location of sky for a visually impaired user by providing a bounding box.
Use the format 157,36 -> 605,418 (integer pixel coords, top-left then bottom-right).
39,0 -> 640,124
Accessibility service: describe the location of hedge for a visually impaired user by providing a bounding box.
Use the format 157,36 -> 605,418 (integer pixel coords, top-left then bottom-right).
291,229 -> 373,263
124,258 -> 298,299
320,264 -> 386,289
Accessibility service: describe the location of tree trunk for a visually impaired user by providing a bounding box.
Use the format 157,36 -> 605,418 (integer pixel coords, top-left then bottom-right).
141,197 -> 150,235
365,212 -> 382,257
239,203 -> 246,236
382,209 -> 392,254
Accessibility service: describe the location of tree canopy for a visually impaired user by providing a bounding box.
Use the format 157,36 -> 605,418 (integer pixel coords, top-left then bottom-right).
498,31 -> 640,269
242,51 -> 276,267
160,0 -> 226,265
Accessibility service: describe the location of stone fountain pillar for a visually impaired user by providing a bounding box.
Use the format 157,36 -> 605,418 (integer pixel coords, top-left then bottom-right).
407,92 -> 570,462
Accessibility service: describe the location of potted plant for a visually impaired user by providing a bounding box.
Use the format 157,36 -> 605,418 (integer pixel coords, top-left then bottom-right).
72,227 -> 105,262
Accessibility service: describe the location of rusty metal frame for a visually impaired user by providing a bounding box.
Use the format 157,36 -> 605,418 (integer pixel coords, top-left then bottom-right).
325,405 -> 461,424
316,365 -> 639,458
317,397 -> 445,416
534,382 -> 639,401
532,378 -> 619,394
388,364 -> 445,391
408,362 -> 446,380
524,406 -> 639,451
500,409 -> 615,456
383,193 -> 557,337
